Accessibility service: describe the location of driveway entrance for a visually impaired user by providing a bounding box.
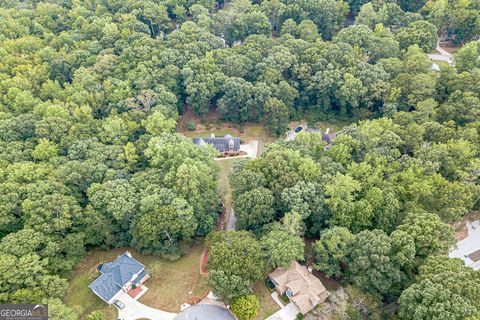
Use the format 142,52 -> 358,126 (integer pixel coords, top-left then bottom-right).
115,291 -> 177,320
266,303 -> 298,320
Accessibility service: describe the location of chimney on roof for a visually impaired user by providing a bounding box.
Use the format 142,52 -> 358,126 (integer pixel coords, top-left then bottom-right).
125,251 -> 132,257
326,128 -> 330,134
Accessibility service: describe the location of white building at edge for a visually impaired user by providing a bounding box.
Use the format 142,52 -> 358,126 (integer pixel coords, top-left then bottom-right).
449,220 -> 480,270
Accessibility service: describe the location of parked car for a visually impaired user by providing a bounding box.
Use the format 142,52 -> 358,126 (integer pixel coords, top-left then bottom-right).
294,126 -> 303,133
113,300 -> 125,309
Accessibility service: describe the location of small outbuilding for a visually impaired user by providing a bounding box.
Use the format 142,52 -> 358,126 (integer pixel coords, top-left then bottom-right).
269,261 -> 329,315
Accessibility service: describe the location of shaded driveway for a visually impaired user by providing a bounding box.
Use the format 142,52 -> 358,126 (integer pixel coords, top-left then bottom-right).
116,291 -> 177,320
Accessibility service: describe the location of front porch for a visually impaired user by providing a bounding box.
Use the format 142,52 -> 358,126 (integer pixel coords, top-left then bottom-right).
128,284 -> 149,300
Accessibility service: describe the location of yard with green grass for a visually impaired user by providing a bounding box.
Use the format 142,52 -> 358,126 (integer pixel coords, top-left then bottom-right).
253,280 -> 280,320
289,118 -> 353,134
179,108 -> 276,155
64,243 -> 209,319
432,59 -> 450,69
63,266 -> 118,320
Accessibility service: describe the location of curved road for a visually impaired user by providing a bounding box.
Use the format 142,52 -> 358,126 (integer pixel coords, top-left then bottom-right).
175,304 -> 235,320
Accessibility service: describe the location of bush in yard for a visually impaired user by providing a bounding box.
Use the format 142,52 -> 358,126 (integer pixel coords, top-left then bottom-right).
186,121 -> 197,131
231,295 -> 260,320
86,310 -> 105,320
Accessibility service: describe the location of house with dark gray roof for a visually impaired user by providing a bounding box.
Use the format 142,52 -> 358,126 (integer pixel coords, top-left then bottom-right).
89,252 -> 149,303
305,128 -> 336,149
192,134 -> 240,155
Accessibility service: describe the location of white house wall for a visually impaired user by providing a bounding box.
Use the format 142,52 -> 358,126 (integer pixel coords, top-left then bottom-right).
449,221 -> 480,270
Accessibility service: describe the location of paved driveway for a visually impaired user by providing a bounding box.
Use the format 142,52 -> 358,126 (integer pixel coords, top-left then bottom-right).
266,303 -> 298,320
428,41 -> 454,64
116,291 -> 177,320
225,208 -> 236,231
239,140 -> 259,159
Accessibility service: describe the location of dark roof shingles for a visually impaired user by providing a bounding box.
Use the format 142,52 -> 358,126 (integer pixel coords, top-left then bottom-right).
192,135 -> 240,152
89,252 -> 144,302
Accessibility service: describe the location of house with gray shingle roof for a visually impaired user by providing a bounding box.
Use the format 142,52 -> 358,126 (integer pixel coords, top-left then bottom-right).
192,134 -> 240,155
89,251 -> 149,303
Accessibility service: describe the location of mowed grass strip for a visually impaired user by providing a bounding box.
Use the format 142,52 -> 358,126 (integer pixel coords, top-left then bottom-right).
64,243 -> 209,319
253,280 -> 280,320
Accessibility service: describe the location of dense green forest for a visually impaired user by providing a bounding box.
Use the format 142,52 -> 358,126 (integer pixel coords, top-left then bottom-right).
0,0 -> 479,319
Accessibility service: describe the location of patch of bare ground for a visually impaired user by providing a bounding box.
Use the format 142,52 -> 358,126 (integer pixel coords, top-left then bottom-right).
452,211 -> 480,241
440,42 -> 461,54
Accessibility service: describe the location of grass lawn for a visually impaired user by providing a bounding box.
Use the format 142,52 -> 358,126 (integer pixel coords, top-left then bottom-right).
315,119 -> 352,132
289,118 -> 353,134
432,59 -> 450,69
182,122 -> 276,156
63,268 -> 118,320
64,243 -> 209,319
179,108 -> 276,156
138,243 -> 209,311
253,280 -> 280,320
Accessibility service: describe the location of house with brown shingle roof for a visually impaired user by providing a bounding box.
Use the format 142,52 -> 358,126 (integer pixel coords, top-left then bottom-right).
269,261 -> 329,315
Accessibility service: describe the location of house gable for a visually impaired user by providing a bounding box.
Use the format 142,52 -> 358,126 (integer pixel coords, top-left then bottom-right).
192,135 -> 240,153
269,261 -> 328,315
